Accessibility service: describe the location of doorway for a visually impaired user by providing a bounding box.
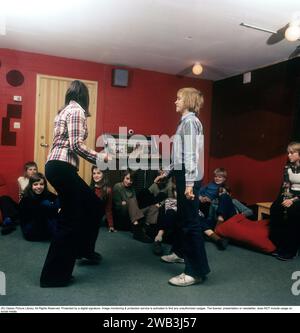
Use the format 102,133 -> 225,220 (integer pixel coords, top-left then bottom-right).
34,75 -> 98,185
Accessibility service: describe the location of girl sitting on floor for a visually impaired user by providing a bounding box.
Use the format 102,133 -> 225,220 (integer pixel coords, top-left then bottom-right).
19,173 -> 59,241
90,166 -> 115,232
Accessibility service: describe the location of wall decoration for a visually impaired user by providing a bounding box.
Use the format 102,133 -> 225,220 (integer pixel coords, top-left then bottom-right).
111,69 -> 129,87
1,104 -> 22,146
6,70 -> 24,87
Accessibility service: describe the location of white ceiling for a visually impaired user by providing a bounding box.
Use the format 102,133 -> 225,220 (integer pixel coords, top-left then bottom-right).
1,0 -> 300,81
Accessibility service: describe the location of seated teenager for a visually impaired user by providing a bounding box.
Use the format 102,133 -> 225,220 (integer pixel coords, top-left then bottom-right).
197,168 -> 230,250
19,173 -> 59,241
90,166 -> 115,232
269,141 -> 300,261
17,161 -> 38,201
112,170 -> 158,243
0,195 -> 19,235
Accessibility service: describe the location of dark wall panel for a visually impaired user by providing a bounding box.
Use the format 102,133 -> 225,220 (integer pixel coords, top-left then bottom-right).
211,58 -> 300,161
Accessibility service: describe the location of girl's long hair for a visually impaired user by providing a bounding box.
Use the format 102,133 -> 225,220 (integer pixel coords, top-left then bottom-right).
59,80 -> 90,116
90,166 -> 110,200
23,173 -> 49,199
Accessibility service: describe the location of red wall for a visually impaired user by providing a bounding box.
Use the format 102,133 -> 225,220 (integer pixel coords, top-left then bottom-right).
0,48 -> 213,200
209,154 -> 287,205
210,59 -> 299,205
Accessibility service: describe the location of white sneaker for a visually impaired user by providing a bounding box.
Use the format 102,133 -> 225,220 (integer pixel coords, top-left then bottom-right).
161,252 -> 184,263
168,273 -> 203,287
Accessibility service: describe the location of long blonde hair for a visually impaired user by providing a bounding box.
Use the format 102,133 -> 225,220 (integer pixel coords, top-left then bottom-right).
177,87 -> 204,115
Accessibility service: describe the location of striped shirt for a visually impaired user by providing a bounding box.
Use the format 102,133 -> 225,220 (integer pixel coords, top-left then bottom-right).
165,112 -> 204,187
47,101 -> 98,169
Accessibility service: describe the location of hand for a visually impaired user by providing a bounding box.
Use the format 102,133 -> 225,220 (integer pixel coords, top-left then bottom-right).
97,151 -> 112,164
121,201 -> 127,206
199,196 -> 210,203
154,174 -> 166,184
282,199 -> 294,208
185,186 -> 195,200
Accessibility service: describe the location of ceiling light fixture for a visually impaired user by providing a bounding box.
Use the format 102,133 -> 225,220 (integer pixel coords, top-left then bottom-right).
192,62 -> 203,75
285,21 -> 300,42
240,21 -> 300,42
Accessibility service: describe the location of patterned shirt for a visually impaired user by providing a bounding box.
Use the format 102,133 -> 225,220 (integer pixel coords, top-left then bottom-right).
284,164 -> 300,195
47,101 -> 98,169
165,112 -> 204,187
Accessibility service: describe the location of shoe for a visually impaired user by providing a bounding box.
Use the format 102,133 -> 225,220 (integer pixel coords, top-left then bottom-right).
132,224 -> 153,243
84,251 -> 102,260
1,225 -> 17,235
276,253 -> 295,261
40,276 -> 74,288
1,218 -> 17,235
161,252 -> 184,263
153,241 -> 163,256
168,273 -> 203,287
216,237 -> 229,250
271,251 -> 279,257
80,251 -> 102,265
203,234 -> 211,241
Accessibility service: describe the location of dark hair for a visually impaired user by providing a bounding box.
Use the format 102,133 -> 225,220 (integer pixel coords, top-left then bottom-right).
23,172 -> 48,199
90,166 -> 110,200
61,80 -> 90,116
121,169 -> 135,182
23,161 -> 38,175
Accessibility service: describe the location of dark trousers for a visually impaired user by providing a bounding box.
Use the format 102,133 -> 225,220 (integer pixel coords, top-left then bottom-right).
22,217 -> 57,242
173,169 -> 210,278
40,160 -> 103,284
113,209 -> 131,231
0,196 -> 19,220
217,193 -> 236,221
200,194 -> 236,232
269,195 -> 300,256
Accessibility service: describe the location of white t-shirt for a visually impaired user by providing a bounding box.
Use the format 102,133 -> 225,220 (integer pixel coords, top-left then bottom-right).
17,176 -> 29,200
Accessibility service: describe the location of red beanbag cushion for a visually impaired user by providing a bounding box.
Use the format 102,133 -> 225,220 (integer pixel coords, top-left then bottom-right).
215,213 -> 276,253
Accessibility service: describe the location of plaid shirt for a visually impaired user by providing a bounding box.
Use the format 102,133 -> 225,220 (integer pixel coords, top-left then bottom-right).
47,101 -> 97,170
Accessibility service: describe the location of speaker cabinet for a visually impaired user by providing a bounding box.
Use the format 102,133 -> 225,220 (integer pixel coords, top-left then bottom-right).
112,69 -> 129,87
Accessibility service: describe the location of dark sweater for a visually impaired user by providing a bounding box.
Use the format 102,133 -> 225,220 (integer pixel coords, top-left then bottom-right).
19,191 -> 58,241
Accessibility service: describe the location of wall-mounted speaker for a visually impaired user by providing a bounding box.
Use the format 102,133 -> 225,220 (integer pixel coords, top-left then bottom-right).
112,68 -> 129,87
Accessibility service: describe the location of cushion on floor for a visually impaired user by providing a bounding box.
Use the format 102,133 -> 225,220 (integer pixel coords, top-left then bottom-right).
215,213 -> 276,253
